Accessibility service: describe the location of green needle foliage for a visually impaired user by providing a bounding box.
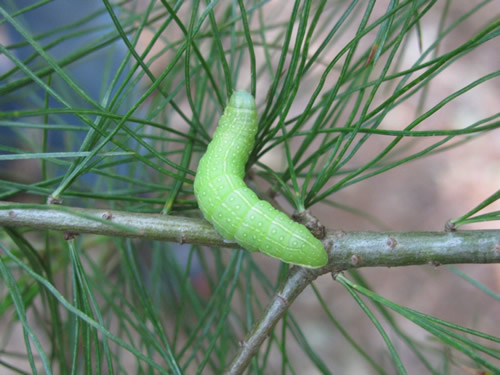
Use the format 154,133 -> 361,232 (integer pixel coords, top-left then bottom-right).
0,1 -> 499,374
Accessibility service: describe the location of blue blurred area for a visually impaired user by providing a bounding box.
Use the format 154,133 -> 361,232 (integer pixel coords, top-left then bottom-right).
2,0 -> 126,103
1,0 -> 129,162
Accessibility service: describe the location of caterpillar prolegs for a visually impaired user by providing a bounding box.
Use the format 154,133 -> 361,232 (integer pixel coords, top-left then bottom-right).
193,91 -> 328,268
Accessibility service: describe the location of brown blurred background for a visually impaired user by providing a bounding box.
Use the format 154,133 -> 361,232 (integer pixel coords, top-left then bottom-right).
1,1 -> 499,374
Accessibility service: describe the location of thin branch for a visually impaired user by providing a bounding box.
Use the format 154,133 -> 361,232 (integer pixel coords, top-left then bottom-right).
225,266 -> 318,375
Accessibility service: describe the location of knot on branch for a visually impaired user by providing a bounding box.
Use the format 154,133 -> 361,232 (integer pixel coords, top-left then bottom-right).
292,210 -> 326,239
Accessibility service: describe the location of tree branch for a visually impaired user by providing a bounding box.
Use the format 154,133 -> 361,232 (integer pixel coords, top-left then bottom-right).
0,201 -> 499,269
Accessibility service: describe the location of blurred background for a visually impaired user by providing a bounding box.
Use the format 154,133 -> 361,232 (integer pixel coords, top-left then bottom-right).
1,1 -> 499,374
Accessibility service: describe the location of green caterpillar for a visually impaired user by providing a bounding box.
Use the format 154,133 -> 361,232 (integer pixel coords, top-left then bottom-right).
194,91 -> 328,268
